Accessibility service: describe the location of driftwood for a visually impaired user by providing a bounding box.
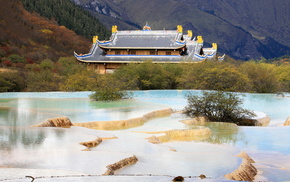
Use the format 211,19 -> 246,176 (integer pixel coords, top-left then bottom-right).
103,155 -> 138,175
80,137 -> 102,149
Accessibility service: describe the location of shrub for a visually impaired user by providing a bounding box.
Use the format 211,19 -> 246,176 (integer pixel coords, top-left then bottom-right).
40,59 -> 54,70
184,91 -> 256,125
3,60 -> 12,67
90,75 -> 132,102
7,54 -> 25,63
90,89 -> 132,102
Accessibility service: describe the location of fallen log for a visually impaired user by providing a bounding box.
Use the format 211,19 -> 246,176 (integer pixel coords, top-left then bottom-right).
103,155 -> 138,175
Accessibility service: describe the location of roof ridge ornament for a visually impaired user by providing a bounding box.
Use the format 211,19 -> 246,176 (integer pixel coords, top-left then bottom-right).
112,25 -> 118,33
143,22 -> 151,31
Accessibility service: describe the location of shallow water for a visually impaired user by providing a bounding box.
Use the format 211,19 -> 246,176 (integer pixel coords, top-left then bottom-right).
0,90 -> 289,181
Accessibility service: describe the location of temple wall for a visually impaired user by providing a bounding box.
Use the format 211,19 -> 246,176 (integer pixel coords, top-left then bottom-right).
87,63 -> 124,74
106,49 -> 181,56
157,50 -> 180,55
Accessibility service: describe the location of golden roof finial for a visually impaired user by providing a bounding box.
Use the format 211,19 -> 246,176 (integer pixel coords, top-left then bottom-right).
143,22 -> 151,30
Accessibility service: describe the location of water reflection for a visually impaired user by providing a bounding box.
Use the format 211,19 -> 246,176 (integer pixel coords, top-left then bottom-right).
0,91 -> 289,181
203,122 -> 241,145
0,127 -> 46,151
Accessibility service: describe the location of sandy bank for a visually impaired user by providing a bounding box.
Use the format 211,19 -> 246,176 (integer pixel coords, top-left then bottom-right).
284,116 -> 290,126
180,111 -> 270,126
144,128 -> 212,143
180,116 -> 208,125
225,151 -> 257,181
73,108 -> 173,130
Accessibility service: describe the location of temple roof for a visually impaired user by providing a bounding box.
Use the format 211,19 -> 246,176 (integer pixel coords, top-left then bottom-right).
98,30 -> 185,49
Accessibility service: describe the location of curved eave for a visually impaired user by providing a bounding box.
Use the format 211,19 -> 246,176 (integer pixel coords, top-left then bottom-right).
97,40 -> 113,45
218,54 -> 226,61
74,51 -> 92,59
74,59 -> 205,64
194,52 -> 216,59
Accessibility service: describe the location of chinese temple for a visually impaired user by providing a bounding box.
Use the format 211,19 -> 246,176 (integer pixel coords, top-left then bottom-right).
74,24 -> 224,73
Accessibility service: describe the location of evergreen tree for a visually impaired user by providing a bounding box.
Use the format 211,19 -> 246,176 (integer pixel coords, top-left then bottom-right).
21,0 -> 110,39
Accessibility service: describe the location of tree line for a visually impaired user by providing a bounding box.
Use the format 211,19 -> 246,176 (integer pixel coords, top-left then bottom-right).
0,56 -> 289,93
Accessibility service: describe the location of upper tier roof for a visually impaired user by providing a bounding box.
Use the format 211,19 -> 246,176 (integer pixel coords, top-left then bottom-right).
98,30 -> 186,49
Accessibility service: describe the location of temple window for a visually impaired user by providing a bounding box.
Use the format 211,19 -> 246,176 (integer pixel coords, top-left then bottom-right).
166,51 -> 171,55
150,51 -> 155,55
130,50 -> 136,55
115,50 -> 120,55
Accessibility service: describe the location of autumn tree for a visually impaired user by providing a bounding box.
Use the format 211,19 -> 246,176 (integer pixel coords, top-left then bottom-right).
113,61 -> 183,90
60,70 -> 97,91
26,70 -> 61,91
239,62 -> 280,93
276,63 -> 290,92
0,70 -> 26,92
178,62 -> 251,91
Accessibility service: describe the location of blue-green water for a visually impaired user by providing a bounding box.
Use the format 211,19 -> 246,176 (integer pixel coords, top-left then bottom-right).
0,90 -> 289,181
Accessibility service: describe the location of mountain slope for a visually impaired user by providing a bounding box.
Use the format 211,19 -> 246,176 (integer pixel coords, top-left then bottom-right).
71,0 -> 290,60
0,0 -> 96,62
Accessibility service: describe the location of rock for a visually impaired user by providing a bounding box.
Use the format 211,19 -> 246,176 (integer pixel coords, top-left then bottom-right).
199,174 -> 206,179
33,117 -> 73,127
172,176 -> 184,181
239,112 -> 270,126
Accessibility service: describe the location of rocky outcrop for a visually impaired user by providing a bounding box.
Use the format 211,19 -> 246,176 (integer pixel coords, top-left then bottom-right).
240,116 -> 270,126
181,113 -> 270,126
74,108 -> 173,130
80,137 -> 102,149
103,155 -> 138,175
172,176 -> 184,181
34,117 -> 73,128
225,151 -> 257,181
284,117 -> 290,126
254,115 -> 270,126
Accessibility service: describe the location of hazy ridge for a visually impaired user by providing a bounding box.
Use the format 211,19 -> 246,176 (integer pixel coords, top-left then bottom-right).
71,0 -> 290,60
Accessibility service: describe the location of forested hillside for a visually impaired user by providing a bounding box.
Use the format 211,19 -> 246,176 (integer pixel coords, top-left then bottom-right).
0,0 -> 110,92
0,0 -> 93,62
22,0 -> 110,39
71,0 -> 290,60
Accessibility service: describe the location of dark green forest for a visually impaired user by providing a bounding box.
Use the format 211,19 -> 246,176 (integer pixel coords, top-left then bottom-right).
22,0 -> 110,39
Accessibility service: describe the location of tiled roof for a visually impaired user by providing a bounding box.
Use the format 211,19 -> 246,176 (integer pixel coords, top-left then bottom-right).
98,30 -> 185,49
